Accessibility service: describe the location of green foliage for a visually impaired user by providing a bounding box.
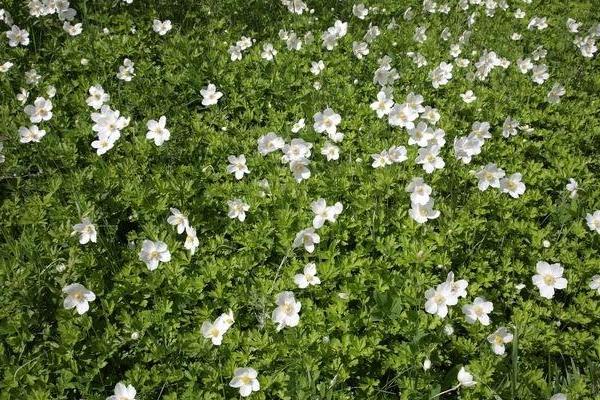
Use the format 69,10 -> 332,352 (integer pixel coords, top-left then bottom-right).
0,0 -> 599,399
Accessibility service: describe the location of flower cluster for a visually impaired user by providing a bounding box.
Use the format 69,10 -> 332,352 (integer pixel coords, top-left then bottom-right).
201,310 -> 235,345
90,104 -> 130,155
4,0 -> 600,398
228,36 -> 254,61
167,208 -> 199,255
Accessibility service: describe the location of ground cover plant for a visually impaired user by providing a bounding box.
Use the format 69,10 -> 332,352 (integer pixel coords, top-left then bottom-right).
0,0 -> 599,399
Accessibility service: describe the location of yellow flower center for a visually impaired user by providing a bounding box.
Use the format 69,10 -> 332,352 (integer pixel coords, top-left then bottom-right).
240,376 -> 252,385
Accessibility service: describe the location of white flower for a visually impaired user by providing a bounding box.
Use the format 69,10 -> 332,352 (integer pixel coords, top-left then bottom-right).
517,58 -> 534,74
228,199 -> 249,222
281,0 -> 308,14
71,217 -> 97,244
370,90 -> 394,118
17,88 -> 29,105
408,122 -> 434,147
388,103 -> 419,129
462,297 -> 493,325
428,128 -> 446,147
19,125 -> 46,143
457,367 -> 476,387
423,359 -> 431,371
470,121 -> 491,142
532,261 -> 568,299
566,18 -> 581,33
63,283 -> 96,315
444,324 -> 454,335
565,178 -> 578,198
152,19 -> 172,35
86,85 -> 110,110
388,145 -> 407,163
589,275 -> 600,294
291,118 -> 305,133
202,312 -> 234,346
321,142 -> 340,161
414,26 -> 427,43
237,36 -> 253,50
550,394 -> 567,400
500,173 -> 526,198
57,5 -> 77,21
167,208 -> 189,234
304,31 -> 314,45
227,154 -> 250,180
293,228 -> 320,253
261,43 -> 277,60
421,106 -> 440,125
146,116 -> 170,146
406,92 -> 425,113
460,90 -> 477,103
449,43 -> 462,58
289,158 -> 311,182
184,226 -> 199,255
228,44 -> 242,61
502,116 -> 520,137
406,177 -> 432,205
528,16 -> 548,30
313,108 -> 341,136
332,20 -> 348,38
116,58 -> 135,81
0,61 -> 13,72
352,3 -> 369,19
408,51 -> 428,67
531,64 -> 549,85
409,199 -> 440,224
311,198 -> 343,228
352,41 -> 369,59
229,368 -> 260,397
424,282 -> 458,318
24,97 -> 53,123
445,271 -> 469,298
107,382 -> 136,400
91,133 -> 117,155
200,83 -> 223,106
63,21 -> 82,36
272,291 -> 301,330
547,83 -> 565,104
257,132 -> 285,155
285,31 -> 302,50
454,136 -> 482,164
373,64 -> 399,86
6,25 -> 29,47
294,263 -> 321,288
416,145 -> 445,173
575,35 -> 598,58
138,240 -> 171,271
430,62 -> 453,88
25,69 -> 41,85
456,58 -> 470,67
586,211 -> 600,233
371,150 -> 392,168
487,327 -> 513,355
514,8 -> 526,18
475,163 -> 506,191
